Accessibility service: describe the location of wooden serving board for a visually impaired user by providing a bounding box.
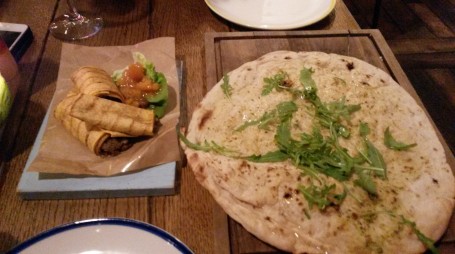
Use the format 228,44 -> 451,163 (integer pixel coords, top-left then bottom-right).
204,30 -> 455,253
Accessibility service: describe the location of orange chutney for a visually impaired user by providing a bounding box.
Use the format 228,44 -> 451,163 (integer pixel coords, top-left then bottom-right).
116,63 -> 160,108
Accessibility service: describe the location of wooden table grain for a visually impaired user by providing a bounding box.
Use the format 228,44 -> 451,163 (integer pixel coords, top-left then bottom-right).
0,1 -> 453,253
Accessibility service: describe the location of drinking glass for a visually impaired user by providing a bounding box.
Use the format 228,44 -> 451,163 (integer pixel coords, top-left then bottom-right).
49,0 -> 103,40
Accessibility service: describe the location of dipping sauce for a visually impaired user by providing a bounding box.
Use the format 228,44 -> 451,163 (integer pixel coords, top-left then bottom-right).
116,63 -> 160,108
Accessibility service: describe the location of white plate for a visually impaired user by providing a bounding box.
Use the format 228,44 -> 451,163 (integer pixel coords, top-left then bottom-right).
8,218 -> 194,254
205,0 -> 336,30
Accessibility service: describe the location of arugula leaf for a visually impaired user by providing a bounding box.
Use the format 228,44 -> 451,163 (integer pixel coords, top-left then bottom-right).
354,169 -> 377,195
313,98 -> 360,138
300,67 -> 317,97
359,122 -> 370,137
245,150 -> 289,162
365,139 -> 387,179
278,125 -> 354,182
358,122 -> 387,180
275,119 -> 292,150
221,74 -> 233,99
358,211 -> 439,254
234,101 -> 297,132
299,69 -> 360,138
299,183 -> 346,210
384,127 -> 417,151
178,132 -> 238,157
262,71 -> 289,96
234,110 -> 277,132
276,101 -> 298,121
178,131 -> 211,152
400,216 -> 439,254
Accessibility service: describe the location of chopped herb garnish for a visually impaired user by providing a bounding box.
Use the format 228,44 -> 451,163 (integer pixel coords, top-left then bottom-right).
384,127 -> 417,151
221,74 -> 233,99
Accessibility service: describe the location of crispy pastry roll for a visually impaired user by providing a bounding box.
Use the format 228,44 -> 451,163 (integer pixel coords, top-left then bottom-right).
71,66 -> 125,102
69,94 -> 155,137
54,95 -> 134,156
54,66 -> 156,156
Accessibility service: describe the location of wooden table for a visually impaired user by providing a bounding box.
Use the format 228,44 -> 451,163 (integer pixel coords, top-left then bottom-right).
0,0 -> 453,253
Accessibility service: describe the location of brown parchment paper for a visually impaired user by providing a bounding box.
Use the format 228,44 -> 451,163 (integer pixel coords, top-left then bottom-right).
28,38 -> 180,176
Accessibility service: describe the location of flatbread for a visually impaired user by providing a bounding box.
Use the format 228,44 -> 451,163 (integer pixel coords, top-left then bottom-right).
182,51 -> 455,253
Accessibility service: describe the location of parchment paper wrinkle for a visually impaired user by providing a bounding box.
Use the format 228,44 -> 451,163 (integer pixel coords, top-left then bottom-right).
28,38 -> 180,176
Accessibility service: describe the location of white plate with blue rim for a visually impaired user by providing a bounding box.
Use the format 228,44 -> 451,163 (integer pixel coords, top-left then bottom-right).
8,218 -> 193,254
205,0 -> 336,30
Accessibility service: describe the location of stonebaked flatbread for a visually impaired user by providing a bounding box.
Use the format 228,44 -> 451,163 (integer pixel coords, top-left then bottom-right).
181,51 -> 454,253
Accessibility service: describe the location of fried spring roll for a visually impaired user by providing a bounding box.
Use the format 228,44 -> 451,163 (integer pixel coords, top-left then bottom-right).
71,66 -> 125,102
54,95 -> 134,156
69,94 -> 155,137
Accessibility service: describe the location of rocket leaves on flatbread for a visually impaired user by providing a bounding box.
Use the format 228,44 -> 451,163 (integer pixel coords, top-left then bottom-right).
184,67 -> 386,201
181,51 -> 454,254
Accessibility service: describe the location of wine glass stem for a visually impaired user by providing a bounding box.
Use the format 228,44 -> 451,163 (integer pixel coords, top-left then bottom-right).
66,0 -> 83,21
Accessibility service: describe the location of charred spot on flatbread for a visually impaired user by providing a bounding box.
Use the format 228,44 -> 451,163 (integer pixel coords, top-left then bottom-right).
238,160 -> 249,171
346,61 -> 355,70
198,110 -> 213,130
283,192 -> 292,199
189,152 -> 199,164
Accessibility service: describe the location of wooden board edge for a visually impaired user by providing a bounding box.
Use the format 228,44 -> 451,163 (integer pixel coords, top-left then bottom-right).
204,32 -> 232,254
204,33 -> 217,92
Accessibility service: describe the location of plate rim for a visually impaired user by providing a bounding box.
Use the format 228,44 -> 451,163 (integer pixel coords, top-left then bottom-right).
205,0 -> 337,30
7,217 -> 194,254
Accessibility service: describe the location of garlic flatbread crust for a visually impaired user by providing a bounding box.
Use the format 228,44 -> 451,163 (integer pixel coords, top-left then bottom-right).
183,51 -> 454,253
